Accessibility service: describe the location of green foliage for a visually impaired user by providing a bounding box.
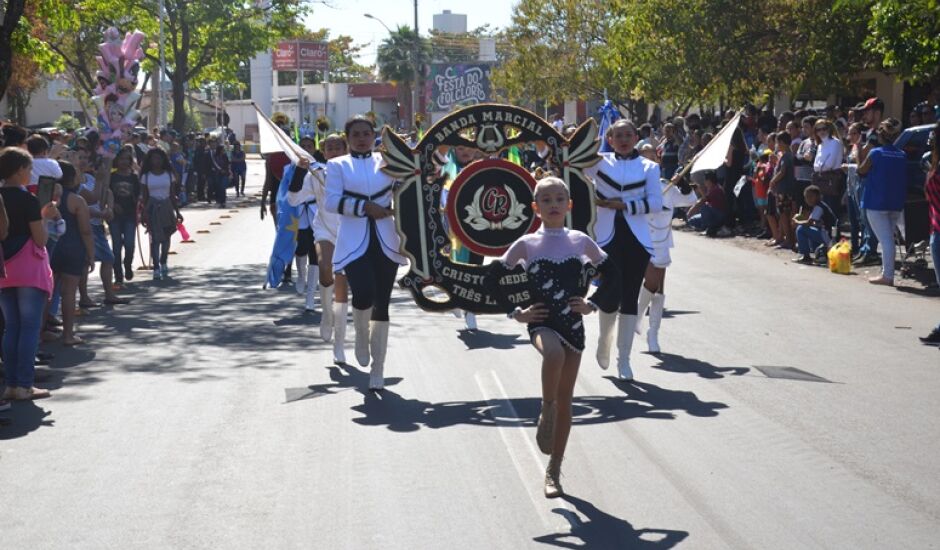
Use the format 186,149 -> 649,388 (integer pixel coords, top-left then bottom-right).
54,113 -> 81,131
496,0 -> 877,112
376,25 -> 432,83
866,0 -> 940,84
167,101 -> 203,132
286,28 -> 374,83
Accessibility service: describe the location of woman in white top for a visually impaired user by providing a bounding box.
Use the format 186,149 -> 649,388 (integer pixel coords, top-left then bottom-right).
325,117 -> 407,390
583,119 -> 663,381
290,134 -> 350,363
140,148 -> 182,280
812,118 -> 846,221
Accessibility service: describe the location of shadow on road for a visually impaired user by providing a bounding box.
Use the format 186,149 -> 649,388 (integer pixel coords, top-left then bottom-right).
287,364 -> 730,432
534,494 -> 689,549
0,402 -> 54,441
456,328 -> 530,350
650,352 -> 750,379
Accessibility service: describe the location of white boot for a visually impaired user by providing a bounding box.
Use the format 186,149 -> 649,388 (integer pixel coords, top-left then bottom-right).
648,293 -> 664,354
596,310 -> 617,369
305,266 -> 319,311
369,320 -> 389,390
635,286 -> 653,334
319,284 -> 334,341
616,314 -> 637,381
332,301 -> 348,364
464,312 -> 477,330
294,255 -> 307,295
353,307 -> 372,367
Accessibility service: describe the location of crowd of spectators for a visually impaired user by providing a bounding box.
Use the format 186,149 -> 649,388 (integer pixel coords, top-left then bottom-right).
0,121 -> 248,411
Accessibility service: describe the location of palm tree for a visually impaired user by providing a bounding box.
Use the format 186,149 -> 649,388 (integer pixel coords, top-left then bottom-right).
376,25 -> 431,128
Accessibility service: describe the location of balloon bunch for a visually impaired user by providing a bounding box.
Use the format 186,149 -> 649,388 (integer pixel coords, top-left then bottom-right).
91,27 -> 146,157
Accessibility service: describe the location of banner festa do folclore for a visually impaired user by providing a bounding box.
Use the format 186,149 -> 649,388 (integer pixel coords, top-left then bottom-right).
427,63 -> 492,113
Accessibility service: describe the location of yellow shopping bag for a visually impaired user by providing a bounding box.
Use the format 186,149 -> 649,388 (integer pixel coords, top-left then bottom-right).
828,239 -> 852,274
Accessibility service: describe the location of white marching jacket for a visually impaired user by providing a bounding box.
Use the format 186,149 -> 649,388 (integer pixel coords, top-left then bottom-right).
649,181 -> 698,251
325,152 -> 407,271
286,162 -> 322,230
584,151 -> 663,251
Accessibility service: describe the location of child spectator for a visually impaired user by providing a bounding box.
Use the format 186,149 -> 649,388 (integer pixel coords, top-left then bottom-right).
792,185 -> 835,264
686,171 -> 727,235
26,134 -> 63,191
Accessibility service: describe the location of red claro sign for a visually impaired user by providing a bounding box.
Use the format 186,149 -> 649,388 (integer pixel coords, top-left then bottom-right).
272,41 -> 329,71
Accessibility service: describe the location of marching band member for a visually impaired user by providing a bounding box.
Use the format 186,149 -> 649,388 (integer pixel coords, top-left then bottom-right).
635,174 -> 697,353
290,135 -> 350,365
287,135 -> 320,309
325,116 -> 407,390
584,119 -> 663,381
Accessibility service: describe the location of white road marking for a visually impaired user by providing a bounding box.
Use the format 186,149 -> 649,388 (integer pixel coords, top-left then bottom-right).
474,369 -> 574,531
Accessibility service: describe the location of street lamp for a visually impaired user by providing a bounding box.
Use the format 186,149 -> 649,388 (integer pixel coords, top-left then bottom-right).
363,13 -> 392,34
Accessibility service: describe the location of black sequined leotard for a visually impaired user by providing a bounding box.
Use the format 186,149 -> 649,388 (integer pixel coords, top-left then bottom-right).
492,227 -> 621,352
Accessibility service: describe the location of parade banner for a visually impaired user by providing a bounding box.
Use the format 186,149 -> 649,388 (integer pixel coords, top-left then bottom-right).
380,103 -> 602,313
427,64 -> 492,112
272,41 -> 329,72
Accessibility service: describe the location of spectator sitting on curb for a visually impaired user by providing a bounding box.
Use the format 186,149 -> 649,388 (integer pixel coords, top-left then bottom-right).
686,171 -> 727,236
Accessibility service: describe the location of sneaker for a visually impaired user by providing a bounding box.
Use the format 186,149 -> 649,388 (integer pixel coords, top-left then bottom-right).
716,227 -> 733,238
153,268 -> 162,281
919,328 -> 940,346
791,255 -> 813,265
853,254 -> 881,267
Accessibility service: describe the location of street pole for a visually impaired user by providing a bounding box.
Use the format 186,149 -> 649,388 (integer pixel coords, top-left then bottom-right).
412,0 -> 418,131
296,39 -> 303,130
158,0 -> 166,128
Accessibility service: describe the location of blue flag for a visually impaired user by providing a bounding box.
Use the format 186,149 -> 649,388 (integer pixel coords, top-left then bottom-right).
265,164 -> 301,288
597,100 -> 621,153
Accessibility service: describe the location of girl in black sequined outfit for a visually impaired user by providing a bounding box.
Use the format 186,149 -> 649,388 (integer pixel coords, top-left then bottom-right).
488,177 -> 620,498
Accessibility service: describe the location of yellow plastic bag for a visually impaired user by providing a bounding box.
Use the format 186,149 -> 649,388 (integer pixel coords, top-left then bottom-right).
828,239 -> 852,274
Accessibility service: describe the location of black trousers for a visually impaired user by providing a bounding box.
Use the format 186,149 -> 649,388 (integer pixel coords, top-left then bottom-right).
343,222 -> 399,321
295,228 -> 318,265
602,214 -> 650,315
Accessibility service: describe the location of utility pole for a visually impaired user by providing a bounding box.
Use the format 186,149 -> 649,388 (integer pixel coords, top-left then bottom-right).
412,0 -> 419,130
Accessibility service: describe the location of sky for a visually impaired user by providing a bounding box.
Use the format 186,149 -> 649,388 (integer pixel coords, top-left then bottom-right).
302,0 -> 516,67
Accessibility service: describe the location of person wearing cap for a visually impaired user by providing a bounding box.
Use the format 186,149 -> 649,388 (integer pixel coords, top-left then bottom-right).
854,97 -> 886,266
857,118 -> 906,286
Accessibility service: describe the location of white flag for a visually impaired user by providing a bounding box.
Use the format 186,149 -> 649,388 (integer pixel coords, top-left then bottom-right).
691,111 -> 742,174
253,103 -> 312,164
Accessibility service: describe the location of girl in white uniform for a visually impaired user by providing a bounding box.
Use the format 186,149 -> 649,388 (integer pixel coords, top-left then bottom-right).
291,135 -> 350,364
635,175 -> 697,353
583,119 -> 662,381
326,117 -> 407,390
287,135 -> 320,308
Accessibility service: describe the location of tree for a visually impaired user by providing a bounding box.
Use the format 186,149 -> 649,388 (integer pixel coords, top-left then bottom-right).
6,53 -> 42,124
491,0 -> 633,114
3,0 -> 66,101
496,0 -> 875,117
376,25 -> 431,119
866,0 -> 940,85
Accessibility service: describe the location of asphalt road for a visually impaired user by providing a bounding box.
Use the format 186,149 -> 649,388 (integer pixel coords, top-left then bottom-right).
2,158 -> 938,549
